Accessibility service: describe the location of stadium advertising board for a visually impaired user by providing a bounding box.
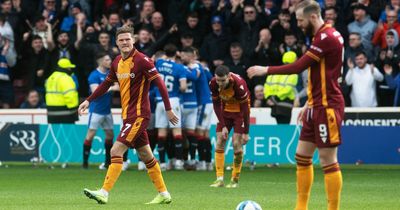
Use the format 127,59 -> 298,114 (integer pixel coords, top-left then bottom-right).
344,112 -> 400,126
1,124 -> 398,164
0,123 -> 39,161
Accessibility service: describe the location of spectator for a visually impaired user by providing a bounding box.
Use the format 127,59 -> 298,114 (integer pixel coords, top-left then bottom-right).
179,12 -> 205,48
250,28 -> 281,86
40,0 -> 68,25
349,0 -> 385,22
374,29 -> 400,106
278,31 -> 306,58
345,52 -> 384,107
0,14 -> 16,67
383,63 -> 400,106
347,3 -> 377,54
324,6 -> 348,45
133,0 -> 155,30
147,11 -> 168,42
253,85 -> 267,107
134,25 -> 177,57
372,9 -> 400,49
345,32 -> 374,66
224,42 -> 250,86
45,58 -> 79,123
20,89 -> 45,108
20,35 -> 49,93
28,16 -> 51,49
194,0 -> 218,36
60,2 -> 83,32
230,4 -> 267,59
200,15 -> 231,71
270,9 -> 292,45
378,0 -> 400,23
263,51 -> 298,124
179,32 -> 195,50
0,35 -> 12,108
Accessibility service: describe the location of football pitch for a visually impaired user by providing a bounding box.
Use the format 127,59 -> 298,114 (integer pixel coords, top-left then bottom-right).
1,164 -> 399,210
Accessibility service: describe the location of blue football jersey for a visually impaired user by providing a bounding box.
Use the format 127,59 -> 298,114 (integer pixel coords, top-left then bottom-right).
155,59 -> 187,101
195,64 -> 212,104
88,69 -> 112,115
183,63 -> 200,108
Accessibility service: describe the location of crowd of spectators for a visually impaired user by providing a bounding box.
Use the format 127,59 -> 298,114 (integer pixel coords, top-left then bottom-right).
0,0 -> 399,109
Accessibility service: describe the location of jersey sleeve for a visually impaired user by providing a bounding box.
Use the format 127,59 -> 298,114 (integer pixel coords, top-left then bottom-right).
234,77 -> 250,102
88,72 -> 99,85
305,33 -> 334,62
142,56 -> 160,81
178,64 -> 187,80
209,78 -> 220,101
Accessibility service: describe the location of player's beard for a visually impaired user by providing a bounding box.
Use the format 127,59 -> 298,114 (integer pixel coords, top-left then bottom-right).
304,22 -> 313,37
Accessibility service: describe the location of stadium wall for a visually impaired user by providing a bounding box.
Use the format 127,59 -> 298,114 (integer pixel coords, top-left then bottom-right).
0,108 -> 399,164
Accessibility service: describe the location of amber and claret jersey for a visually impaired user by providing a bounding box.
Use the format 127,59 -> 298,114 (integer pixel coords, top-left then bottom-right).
269,24 -> 345,109
210,73 -> 250,112
106,50 -> 159,120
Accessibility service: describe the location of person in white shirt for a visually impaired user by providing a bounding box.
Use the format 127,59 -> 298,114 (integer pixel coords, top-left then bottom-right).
345,51 -> 384,107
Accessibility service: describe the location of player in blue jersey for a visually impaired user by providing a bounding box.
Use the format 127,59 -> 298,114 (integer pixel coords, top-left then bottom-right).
83,52 -> 119,169
155,44 -> 188,170
195,59 -> 214,171
180,47 -> 201,168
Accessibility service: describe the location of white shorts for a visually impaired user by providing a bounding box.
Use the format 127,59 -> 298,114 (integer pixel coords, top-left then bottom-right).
182,107 -> 198,130
155,97 -> 182,128
196,103 -> 213,130
88,112 -> 113,130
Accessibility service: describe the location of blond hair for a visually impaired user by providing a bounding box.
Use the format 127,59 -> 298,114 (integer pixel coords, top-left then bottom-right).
115,26 -> 134,38
296,0 -> 321,17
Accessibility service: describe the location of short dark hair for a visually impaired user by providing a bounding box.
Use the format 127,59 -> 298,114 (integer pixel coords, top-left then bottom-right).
325,6 -> 338,14
230,42 -> 242,49
181,46 -> 196,54
349,32 -> 361,38
116,26 -> 134,38
31,35 -> 42,41
164,43 -> 177,57
284,31 -> 296,37
187,12 -> 198,19
215,65 -> 230,77
387,30 -> 395,37
96,51 -> 108,60
355,51 -> 366,57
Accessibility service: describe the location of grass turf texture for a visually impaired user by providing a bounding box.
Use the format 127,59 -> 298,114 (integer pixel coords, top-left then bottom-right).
0,164 -> 399,210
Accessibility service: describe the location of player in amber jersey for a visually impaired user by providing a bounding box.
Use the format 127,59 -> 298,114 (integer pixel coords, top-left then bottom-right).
78,26 -> 178,205
248,1 -> 344,210
209,65 -> 250,188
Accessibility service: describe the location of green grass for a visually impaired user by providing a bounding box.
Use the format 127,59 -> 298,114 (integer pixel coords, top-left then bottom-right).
0,164 -> 400,210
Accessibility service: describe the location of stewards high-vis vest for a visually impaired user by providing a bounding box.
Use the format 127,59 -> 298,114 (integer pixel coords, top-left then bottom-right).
264,74 -> 298,101
45,70 -> 78,123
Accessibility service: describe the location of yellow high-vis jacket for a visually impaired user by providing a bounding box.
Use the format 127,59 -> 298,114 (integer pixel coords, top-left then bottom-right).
45,70 -> 78,123
264,74 -> 298,101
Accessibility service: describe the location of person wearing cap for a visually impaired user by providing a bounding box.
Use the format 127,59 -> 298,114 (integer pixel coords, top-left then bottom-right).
347,3 -> 377,53
263,51 -> 298,124
45,58 -> 79,123
200,15 -> 231,71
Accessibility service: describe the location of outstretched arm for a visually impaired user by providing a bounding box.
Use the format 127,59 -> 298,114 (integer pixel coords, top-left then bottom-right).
86,79 -> 113,102
247,53 -> 317,78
